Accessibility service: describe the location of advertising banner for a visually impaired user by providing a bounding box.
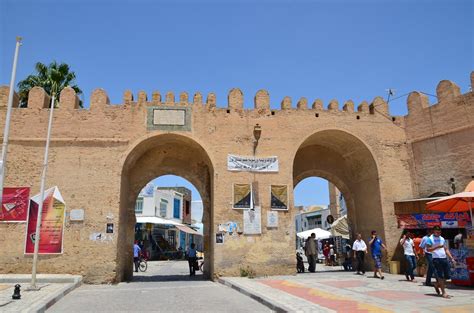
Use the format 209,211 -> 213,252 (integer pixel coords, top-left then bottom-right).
397,212 -> 471,229
233,183 -> 252,209
25,186 -> 65,254
270,185 -> 288,210
227,155 -> 279,172
0,187 -> 30,222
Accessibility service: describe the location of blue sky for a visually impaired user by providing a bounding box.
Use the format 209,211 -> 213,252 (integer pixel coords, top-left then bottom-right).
1,0 -> 472,206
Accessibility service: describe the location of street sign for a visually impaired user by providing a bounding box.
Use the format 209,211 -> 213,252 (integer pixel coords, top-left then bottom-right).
327,215 -> 334,224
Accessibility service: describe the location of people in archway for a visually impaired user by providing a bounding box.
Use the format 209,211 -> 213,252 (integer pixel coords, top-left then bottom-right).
329,245 -> 336,266
400,231 -> 418,282
323,242 -> 330,266
133,240 -> 141,273
304,233 -> 317,272
342,244 -> 353,271
187,243 -> 198,276
296,252 -> 305,273
426,226 -> 457,299
419,229 -> 435,286
352,233 -> 367,275
369,230 -> 387,279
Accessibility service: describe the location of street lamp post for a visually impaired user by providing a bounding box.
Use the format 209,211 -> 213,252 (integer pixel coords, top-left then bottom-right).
0,36 -> 22,205
29,91 -> 56,290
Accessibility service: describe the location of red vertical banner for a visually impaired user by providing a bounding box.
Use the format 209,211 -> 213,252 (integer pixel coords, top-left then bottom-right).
25,188 -> 65,254
0,187 -> 30,222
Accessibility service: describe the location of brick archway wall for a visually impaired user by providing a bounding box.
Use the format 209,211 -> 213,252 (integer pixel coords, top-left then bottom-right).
117,134 -> 214,282
293,129 -> 383,250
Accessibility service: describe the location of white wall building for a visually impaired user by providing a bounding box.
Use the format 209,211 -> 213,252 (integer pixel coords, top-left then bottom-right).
135,187 -> 201,259
295,205 -> 331,233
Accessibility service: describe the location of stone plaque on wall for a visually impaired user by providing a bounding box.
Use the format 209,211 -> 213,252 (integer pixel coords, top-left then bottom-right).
153,109 -> 185,125
147,107 -> 191,131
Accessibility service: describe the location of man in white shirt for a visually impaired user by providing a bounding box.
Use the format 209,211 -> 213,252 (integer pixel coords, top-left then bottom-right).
400,231 -> 418,281
426,226 -> 456,298
352,233 -> 367,275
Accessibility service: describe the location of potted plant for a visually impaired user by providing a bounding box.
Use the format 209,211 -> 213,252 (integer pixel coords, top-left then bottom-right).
416,255 -> 427,277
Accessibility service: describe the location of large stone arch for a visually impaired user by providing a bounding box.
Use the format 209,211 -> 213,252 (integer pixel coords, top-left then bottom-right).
293,129 -> 383,242
116,133 -> 214,282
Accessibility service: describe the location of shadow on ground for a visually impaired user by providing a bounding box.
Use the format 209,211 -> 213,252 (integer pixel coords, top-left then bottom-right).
131,274 -> 206,282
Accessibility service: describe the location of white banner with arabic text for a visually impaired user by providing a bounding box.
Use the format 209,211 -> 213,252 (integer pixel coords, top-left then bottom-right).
227,155 -> 279,172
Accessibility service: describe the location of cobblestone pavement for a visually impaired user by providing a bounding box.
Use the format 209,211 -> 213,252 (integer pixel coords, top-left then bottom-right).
221,268 -> 474,313
48,261 -> 272,313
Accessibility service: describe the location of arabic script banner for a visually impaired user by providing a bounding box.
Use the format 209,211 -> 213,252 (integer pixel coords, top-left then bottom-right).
25,188 -> 65,254
397,212 -> 471,229
227,155 -> 279,172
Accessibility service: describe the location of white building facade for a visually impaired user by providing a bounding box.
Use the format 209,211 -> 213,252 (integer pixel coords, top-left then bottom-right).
135,187 -> 201,259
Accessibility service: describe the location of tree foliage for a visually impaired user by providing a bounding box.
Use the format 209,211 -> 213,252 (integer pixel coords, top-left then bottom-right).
17,61 -> 82,107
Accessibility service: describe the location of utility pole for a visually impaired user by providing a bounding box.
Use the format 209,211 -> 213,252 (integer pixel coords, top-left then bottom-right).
0,36 -> 22,205
30,91 -> 56,290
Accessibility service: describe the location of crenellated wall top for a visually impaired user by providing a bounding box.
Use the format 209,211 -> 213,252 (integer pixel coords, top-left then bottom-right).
0,72 -> 472,123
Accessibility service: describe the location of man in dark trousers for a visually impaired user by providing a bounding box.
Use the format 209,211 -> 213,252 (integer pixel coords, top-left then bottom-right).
352,233 -> 367,275
187,243 -> 198,276
420,229 -> 435,286
304,233 -> 317,272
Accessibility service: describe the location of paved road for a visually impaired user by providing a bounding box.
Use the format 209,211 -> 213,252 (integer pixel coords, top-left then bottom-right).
222,269 -> 474,313
48,261 -> 271,313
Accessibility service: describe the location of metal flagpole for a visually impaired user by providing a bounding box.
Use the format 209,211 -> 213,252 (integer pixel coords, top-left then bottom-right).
30,91 -> 56,290
0,36 -> 22,205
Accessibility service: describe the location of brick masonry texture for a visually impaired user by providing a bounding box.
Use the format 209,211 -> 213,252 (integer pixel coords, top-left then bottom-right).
0,72 -> 472,283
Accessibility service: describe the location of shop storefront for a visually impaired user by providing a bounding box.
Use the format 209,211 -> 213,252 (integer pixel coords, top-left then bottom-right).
395,198 -> 473,286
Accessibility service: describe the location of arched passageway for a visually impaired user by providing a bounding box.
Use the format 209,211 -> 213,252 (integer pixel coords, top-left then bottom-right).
293,129 -> 383,242
117,134 -> 214,281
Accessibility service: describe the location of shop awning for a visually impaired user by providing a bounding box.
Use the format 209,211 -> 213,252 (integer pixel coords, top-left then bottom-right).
176,224 -> 201,236
330,215 -> 350,239
297,228 -> 331,240
136,216 -> 182,226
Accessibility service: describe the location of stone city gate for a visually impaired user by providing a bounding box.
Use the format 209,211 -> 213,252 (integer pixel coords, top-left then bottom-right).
0,72 -> 472,283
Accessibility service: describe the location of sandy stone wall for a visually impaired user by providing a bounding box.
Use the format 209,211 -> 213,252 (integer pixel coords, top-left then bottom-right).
0,71 -> 472,283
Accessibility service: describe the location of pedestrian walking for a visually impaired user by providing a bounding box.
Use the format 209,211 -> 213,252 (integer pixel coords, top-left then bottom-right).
426,226 -> 457,298
329,245 -> 336,266
419,229 -> 435,286
133,240 -> 141,273
323,242 -> 330,266
400,231 -> 418,281
304,233 -> 317,272
369,230 -> 387,279
352,233 -> 367,275
187,243 -> 198,276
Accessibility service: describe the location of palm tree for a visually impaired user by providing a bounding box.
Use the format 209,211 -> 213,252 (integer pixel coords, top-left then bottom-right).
17,61 -> 82,107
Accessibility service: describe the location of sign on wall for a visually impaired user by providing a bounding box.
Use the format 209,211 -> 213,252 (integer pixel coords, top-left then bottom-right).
244,206 -> 261,234
0,187 -> 30,222
233,183 -> 252,209
270,185 -> 288,210
25,187 -> 65,254
397,212 -> 471,229
147,107 -> 192,131
227,155 -> 279,172
267,211 -> 278,228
